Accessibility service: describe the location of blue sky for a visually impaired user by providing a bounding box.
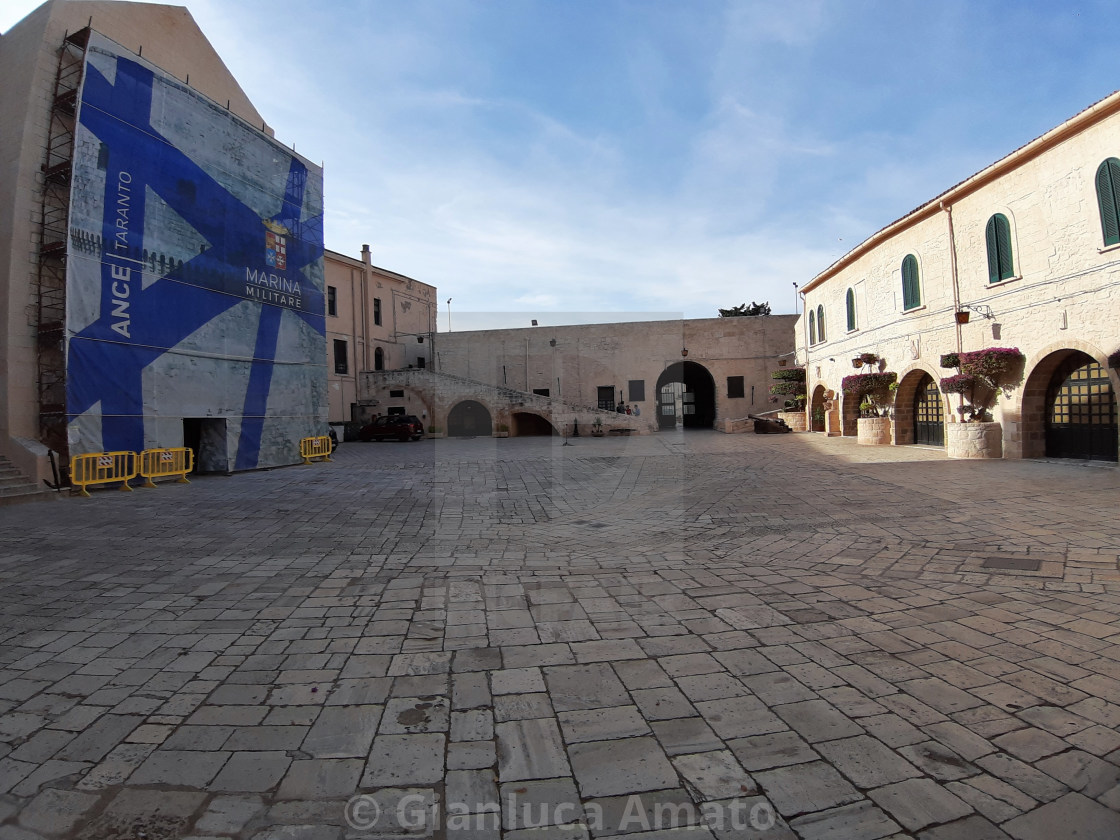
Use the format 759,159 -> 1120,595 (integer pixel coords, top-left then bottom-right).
6,1 -> 1120,329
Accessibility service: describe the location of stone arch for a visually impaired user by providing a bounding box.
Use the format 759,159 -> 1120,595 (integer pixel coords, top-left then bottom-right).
810,384 -> 827,432
511,411 -> 558,437
654,361 -> 716,430
1014,341 -> 1117,460
892,363 -> 943,446
447,399 -> 493,437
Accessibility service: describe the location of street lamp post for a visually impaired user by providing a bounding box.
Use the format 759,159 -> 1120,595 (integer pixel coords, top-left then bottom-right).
447,298 -> 452,332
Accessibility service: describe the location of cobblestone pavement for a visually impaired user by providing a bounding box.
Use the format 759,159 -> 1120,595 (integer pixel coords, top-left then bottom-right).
1,431 -> 1119,840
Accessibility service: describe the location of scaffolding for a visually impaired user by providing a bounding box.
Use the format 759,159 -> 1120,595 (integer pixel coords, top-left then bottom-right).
34,27 -> 90,463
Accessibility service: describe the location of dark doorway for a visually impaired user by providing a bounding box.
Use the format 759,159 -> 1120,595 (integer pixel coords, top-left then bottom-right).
913,374 -> 945,446
448,400 -> 493,437
810,384 -> 827,432
512,412 -> 556,436
655,362 -> 716,430
182,418 -> 228,473
1046,354 -> 1117,461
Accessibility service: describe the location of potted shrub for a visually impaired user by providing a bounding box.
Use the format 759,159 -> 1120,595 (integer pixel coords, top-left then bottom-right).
940,346 -> 1025,459
842,370 -> 897,445
591,417 -> 604,437
770,368 -> 808,431
495,422 -> 510,438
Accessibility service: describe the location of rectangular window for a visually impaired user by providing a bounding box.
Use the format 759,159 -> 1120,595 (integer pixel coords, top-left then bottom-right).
327,286 -> 337,317
597,386 -> 615,411
533,388 -> 550,397
417,356 -> 426,369
373,298 -> 382,326
389,389 -> 404,398
628,379 -> 646,402
727,376 -> 745,399
387,406 -> 405,416
333,339 -> 348,375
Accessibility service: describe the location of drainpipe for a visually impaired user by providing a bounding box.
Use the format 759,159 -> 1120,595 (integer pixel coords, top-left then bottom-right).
941,203 -> 962,355
942,201 -> 964,423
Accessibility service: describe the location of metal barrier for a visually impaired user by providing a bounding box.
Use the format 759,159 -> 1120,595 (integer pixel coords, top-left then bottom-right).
70,451 -> 138,498
138,447 -> 193,488
300,435 -> 333,464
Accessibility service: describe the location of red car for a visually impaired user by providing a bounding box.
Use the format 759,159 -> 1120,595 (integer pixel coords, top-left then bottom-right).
358,415 -> 425,442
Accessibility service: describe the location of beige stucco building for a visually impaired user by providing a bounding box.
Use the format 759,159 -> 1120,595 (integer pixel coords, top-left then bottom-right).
324,246 -> 436,425
799,90 -> 1120,462
361,316 -> 797,436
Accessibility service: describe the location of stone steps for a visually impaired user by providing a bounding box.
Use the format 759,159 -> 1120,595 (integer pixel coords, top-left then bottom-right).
0,455 -> 50,506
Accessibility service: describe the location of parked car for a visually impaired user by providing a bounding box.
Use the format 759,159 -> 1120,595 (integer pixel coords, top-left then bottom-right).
358,415 -> 425,442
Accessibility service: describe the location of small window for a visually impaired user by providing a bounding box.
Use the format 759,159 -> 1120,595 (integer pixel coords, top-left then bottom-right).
901,254 -> 921,310
327,286 -> 337,317
985,213 -> 1015,283
387,406 -> 405,416
596,385 -> 615,411
1096,158 -> 1120,246
374,347 -> 385,371
628,379 -> 646,402
533,388 -> 550,397
809,310 -> 816,345
417,356 -> 426,369
389,389 -> 404,398
727,376 -> 745,399
845,288 -> 857,332
374,297 -> 382,326
817,305 -> 826,342
333,339 -> 348,375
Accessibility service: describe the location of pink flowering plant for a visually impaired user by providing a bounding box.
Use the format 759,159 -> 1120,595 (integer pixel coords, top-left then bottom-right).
940,347 -> 1024,421
842,371 -> 897,417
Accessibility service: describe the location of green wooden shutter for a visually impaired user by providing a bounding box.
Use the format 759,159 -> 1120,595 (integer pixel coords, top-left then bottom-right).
809,310 -> 816,345
995,214 -> 1013,280
846,289 -> 856,331
902,255 -> 920,310
817,305 -> 825,342
1097,159 -> 1120,247
985,216 -> 1000,283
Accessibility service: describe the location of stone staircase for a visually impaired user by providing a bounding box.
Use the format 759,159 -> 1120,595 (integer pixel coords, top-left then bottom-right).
0,455 -> 50,506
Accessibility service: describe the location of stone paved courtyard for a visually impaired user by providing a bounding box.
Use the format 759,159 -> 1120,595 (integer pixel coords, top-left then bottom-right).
0,431 -> 1119,839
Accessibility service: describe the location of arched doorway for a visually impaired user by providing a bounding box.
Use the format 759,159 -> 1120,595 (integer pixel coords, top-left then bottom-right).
810,385 -> 827,432
447,400 -> 493,437
512,412 -> 556,436
655,362 -> 715,430
913,373 -> 945,447
1045,353 -> 1117,461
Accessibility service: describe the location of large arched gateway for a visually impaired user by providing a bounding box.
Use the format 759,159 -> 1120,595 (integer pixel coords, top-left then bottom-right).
447,400 -> 493,437
655,362 -> 715,429
1043,352 -> 1117,461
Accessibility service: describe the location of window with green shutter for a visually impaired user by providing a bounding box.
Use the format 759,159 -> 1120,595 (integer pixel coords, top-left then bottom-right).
901,254 -> 921,310
845,288 -> 857,331
817,305 -> 826,342
809,310 -> 816,345
1096,158 -> 1120,247
985,214 -> 1014,283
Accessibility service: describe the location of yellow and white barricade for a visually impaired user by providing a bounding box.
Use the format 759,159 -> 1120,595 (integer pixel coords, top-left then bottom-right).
300,435 -> 333,465
138,447 -> 193,488
70,451 -> 138,497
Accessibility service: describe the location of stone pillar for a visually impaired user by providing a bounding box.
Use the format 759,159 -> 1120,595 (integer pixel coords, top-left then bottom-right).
946,421 -> 1003,459
856,417 -> 892,445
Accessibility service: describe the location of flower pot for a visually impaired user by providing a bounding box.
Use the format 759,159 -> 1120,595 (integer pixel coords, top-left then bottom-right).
946,421 -> 1002,459
852,358 -> 864,368
857,416 -> 892,445
955,311 -> 970,324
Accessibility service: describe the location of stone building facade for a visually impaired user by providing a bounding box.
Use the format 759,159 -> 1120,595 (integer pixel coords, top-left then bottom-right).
799,90 -> 1120,462
360,316 -> 797,436
324,246 -> 436,425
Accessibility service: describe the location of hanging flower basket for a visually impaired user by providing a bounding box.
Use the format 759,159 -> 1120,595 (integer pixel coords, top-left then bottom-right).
955,311 -> 970,324
939,373 -> 975,395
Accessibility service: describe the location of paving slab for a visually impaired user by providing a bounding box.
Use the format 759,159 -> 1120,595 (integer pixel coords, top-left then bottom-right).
0,433 -> 1117,837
